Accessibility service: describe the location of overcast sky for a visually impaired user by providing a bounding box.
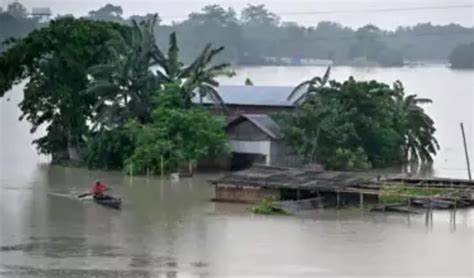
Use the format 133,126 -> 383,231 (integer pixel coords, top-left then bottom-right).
3,0 -> 474,30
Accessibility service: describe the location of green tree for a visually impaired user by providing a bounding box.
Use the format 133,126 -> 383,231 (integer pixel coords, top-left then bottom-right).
350,25 -> 403,67
277,77 -> 438,170
0,18 -> 130,162
87,16 -> 161,127
7,1 -> 28,18
449,42 -> 474,69
124,84 -> 229,175
392,81 -> 439,163
287,66 -> 331,104
240,4 -> 280,26
153,31 -> 235,108
88,3 -> 125,23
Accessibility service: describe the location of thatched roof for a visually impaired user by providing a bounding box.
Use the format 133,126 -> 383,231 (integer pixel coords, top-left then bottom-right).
212,165 -> 377,190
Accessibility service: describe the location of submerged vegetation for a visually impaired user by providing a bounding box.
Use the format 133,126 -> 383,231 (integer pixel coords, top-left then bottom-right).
379,184 -> 464,205
0,16 -> 231,174
276,70 -> 439,170
0,4 -> 442,175
251,196 -> 288,215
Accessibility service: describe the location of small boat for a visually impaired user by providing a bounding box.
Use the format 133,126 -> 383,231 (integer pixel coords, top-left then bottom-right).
93,195 -> 122,210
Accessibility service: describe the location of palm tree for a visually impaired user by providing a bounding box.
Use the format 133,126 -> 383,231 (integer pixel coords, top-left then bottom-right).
87,15 -> 161,127
152,32 -> 235,108
393,81 -> 439,163
287,66 -> 331,104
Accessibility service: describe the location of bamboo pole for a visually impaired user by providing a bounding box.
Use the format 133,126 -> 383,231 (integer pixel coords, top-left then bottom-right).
160,156 -> 164,178
460,123 -> 472,180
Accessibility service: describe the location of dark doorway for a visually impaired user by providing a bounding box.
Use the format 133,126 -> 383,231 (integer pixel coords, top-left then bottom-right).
231,152 -> 266,171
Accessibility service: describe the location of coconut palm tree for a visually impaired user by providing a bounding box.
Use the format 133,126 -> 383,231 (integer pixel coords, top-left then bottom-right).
392,81 -> 439,163
287,66 -> 331,104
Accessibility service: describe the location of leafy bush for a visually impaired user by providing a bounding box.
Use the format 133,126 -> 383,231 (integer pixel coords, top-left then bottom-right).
326,148 -> 371,171
85,127 -> 135,170
124,90 -> 229,175
251,196 -> 288,215
276,77 -> 438,170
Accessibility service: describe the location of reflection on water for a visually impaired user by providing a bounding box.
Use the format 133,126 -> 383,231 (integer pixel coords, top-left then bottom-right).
1,66 -> 473,277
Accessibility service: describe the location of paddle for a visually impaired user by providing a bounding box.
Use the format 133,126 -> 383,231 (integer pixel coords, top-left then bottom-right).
77,192 -> 91,198
77,188 -> 110,199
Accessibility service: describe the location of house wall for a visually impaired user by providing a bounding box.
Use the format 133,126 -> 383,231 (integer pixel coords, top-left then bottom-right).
230,140 -> 271,165
270,141 -> 303,168
215,184 -> 281,203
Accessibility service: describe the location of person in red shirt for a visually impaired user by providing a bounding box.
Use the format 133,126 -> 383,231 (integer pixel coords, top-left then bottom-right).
90,180 -> 107,198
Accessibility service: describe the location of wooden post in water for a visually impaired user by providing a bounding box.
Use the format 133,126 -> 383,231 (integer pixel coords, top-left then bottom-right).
359,193 -> 364,209
336,191 -> 340,208
160,156 -> 164,178
460,123 -> 472,180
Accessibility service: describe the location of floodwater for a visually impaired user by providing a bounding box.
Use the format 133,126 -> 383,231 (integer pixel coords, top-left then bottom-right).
1,66 -> 473,277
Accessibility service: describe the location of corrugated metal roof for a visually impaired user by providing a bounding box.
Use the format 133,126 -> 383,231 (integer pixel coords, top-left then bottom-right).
196,85 -> 295,107
227,114 -> 283,140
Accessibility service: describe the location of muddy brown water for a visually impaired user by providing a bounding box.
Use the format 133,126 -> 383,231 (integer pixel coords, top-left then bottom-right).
1,66 -> 473,277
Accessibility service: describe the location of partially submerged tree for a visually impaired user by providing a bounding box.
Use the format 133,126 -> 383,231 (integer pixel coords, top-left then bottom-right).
0,18 -> 129,162
123,84 -> 229,175
277,77 -> 438,170
85,16 -> 233,171
392,81 -> 439,163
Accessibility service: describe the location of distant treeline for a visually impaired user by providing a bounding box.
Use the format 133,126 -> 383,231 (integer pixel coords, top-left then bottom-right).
1,2 -> 474,67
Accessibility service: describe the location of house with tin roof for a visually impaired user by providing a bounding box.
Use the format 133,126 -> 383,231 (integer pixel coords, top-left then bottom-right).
197,86 -> 301,170
198,85 -> 295,121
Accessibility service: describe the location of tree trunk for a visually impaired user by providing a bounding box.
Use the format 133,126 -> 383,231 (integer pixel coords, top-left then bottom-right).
67,131 -> 81,162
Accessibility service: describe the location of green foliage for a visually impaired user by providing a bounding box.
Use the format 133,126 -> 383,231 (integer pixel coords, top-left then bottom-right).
251,196 -> 288,215
4,3 -> 474,64
0,18 -> 130,162
449,42 -> 474,69
151,31 -> 235,108
277,76 -> 439,170
87,15 -> 161,126
88,4 -> 124,23
85,127 -> 135,170
326,148 -> 371,171
379,184 -> 459,204
124,86 -> 229,175
1,14 -> 233,170
349,25 -> 404,67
